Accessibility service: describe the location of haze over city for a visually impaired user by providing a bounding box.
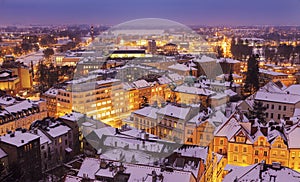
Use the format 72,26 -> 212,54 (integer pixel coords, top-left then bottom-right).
1,0 -> 300,25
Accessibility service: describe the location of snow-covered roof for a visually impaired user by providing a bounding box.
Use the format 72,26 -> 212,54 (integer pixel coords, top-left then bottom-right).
217,58 -> 240,64
168,63 -> 196,71
132,107 -> 159,119
167,73 -> 184,82
287,125 -> 300,148
0,72 -> 10,78
208,110 -> 228,125
16,50 -> 44,66
44,88 -> 58,97
60,112 -> 84,122
225,89 -> 238,97
157,76 -> 172,84
223,162 -> 300,182
210,93 -> 228,100
45,124 -> 71,138
214,116 -> 241,139
0,96 -> 16,106
77,158 -> 195,182
216,73 -> 242,80
255,91 -> 300,104
0,131 -> 40,147
132,79 -> 150,88
214,112 -> 250,142
64,175 -> 84,182
259,68 -> 288,76
157,105 -> 191,120
174,85 -> 215,96
174,146 -> 208,162
194,55 -> 216,63
285,84 -> 300,95
259,81 -> 286,93
4,100 -> 35,114
77,158 -> 100,180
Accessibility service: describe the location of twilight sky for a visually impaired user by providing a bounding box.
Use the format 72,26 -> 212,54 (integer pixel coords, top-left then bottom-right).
1,0 -> 300,26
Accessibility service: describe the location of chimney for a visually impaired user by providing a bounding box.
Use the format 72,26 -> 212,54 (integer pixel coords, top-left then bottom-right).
21,140 -> 24,143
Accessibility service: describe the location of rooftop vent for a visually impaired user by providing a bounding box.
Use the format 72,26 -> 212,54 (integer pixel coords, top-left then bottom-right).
272,162 -> 281,169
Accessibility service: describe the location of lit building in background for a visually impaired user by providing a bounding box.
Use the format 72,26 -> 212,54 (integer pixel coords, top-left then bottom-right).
147,39 -> 157,54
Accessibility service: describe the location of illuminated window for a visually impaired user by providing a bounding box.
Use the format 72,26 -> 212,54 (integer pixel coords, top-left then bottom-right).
242,156 -> 247,163
264,151 -> 268,156
59,137 -> 62,144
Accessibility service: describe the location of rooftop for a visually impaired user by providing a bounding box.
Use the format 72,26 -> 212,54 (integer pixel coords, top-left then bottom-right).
45,123 -> 71,138
255,91 -> 300,104
223,162 -> 300,182
174,85 -> 215,96
0,130 -> 40,147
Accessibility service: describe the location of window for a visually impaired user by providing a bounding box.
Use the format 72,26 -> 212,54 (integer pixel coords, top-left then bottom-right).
234,146 -> 238,152
59,137 -> 62,144
187,138 -> 193,143
260,141 -> 264,146
278,144 -> 282,148
266,104 -> 269,109
242,156 -> 247,163
255,150 -> 258,155
255,158 -> 258,163
234,156 -> 237,162
278,105 -> 281,110
278,114 -> 281,119
220,139 -> 224,145
283,106 -> 286,111
264,151 -> 268,156
292,152 -> 295,158
271,113 -> 273,119
271,105 -> 274,109
243,147 -> 247,153
266,113 -> 269,118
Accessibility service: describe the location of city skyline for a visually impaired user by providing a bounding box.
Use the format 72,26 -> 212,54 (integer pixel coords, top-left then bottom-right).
1,0 -> 300,26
